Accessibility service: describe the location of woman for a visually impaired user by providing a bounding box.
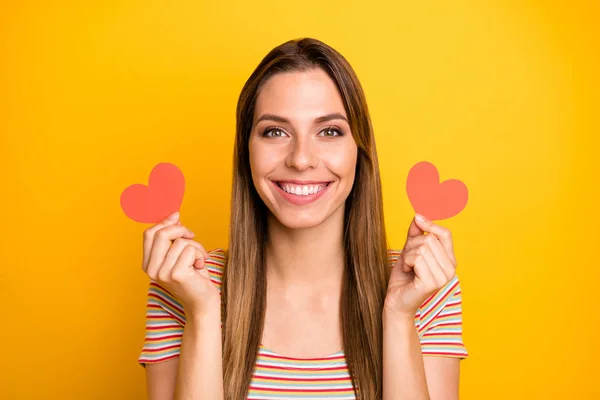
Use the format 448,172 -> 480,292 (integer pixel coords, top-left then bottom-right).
138,37 -> 468,399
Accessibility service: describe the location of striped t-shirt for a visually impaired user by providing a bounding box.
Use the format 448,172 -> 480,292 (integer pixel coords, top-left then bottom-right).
138,248 -> 469,399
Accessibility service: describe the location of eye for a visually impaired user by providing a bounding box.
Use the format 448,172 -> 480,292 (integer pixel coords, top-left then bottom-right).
319,127 -> 344,137
262,127 -> 288,138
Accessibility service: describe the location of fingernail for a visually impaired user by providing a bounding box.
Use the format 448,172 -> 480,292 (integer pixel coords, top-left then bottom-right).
415,213 -> 426,222
169,212 -> 179,220
188,230 -> 195,236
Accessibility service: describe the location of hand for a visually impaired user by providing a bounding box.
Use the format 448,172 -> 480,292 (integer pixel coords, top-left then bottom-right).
384,213 -> 457,318
142,212 -> 220,317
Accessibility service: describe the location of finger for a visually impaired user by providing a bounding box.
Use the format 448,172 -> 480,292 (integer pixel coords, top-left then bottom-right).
147,225 -> 197,278
170,237 -> 208,260
158,238 -> 207,282
142,212 -> 181,271
171,245 -> 206,283
402,234 -> 428,254
416,241 -> 448,287
404,249 -> 437,293
404,231 -> 457,276
146,225 -> 195,278
422,234 -> 456,281
413,214 -> 456,266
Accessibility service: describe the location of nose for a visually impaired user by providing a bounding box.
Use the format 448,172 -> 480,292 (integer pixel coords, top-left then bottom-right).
285,135 -> 318,171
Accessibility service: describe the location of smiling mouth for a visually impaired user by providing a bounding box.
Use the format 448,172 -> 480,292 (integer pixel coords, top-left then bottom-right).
274,181 -> 332,196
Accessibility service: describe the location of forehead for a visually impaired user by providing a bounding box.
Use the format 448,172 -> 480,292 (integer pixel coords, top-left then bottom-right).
254,69 -> 346,121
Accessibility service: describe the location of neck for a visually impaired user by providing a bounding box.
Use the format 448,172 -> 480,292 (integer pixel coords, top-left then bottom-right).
265,207 -> 345,291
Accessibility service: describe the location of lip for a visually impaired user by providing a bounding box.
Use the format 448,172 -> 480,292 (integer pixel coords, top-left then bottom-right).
275,179 -> 332,185
271,180 -> 333,206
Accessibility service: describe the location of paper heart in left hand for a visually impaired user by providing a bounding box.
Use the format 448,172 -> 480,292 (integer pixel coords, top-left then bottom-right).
120,162 -> 185,223
406,161 -> 468,221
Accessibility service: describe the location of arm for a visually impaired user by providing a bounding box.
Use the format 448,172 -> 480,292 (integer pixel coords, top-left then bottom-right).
146,358 -> 178,400
423,357 -> 460,400
139,245 -> 228,399
174,308 -> 224,400
382,313 -> 464,400
384,214 -> 468,400
142,298 -> 224,400
138,279 -> 224,400
383,310 -> 430,400
383,276 -> 468,400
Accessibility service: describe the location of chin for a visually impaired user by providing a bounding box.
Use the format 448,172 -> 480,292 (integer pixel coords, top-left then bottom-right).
270,211 -> 326,230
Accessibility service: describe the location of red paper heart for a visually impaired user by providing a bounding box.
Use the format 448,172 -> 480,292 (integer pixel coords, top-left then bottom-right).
120,162 -> 185,223
406,161 -> 468,221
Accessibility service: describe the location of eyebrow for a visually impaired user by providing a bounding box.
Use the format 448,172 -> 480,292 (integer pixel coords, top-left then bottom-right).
256,113 -> 349,125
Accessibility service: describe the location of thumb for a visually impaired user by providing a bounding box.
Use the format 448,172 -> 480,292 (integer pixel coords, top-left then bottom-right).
407,214 -> 427,238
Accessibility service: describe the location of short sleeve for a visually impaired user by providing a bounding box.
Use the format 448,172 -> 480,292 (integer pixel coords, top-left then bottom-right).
137,248 -> 226,367
416,276 -> 469,359
137,281 -> 186,367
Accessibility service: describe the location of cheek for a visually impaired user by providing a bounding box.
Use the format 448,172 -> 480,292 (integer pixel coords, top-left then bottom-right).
249,142 -> 278,180
326,144 -> 358,178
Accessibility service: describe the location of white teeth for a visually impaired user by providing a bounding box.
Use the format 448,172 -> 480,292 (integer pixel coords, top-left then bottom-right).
280,183 -> 328,196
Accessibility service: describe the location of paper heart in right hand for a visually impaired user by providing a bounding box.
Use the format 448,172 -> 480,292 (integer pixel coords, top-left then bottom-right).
406,161 -> 468,221
120,162 -> 185,223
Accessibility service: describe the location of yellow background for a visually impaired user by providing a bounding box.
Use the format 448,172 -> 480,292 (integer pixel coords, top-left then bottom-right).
1,1 -> 598,398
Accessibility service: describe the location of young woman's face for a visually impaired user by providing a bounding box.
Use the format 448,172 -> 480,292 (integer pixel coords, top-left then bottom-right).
249,68 -> 358,229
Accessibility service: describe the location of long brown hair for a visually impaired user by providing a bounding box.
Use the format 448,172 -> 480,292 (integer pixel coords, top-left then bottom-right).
221,37 -> 390,399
